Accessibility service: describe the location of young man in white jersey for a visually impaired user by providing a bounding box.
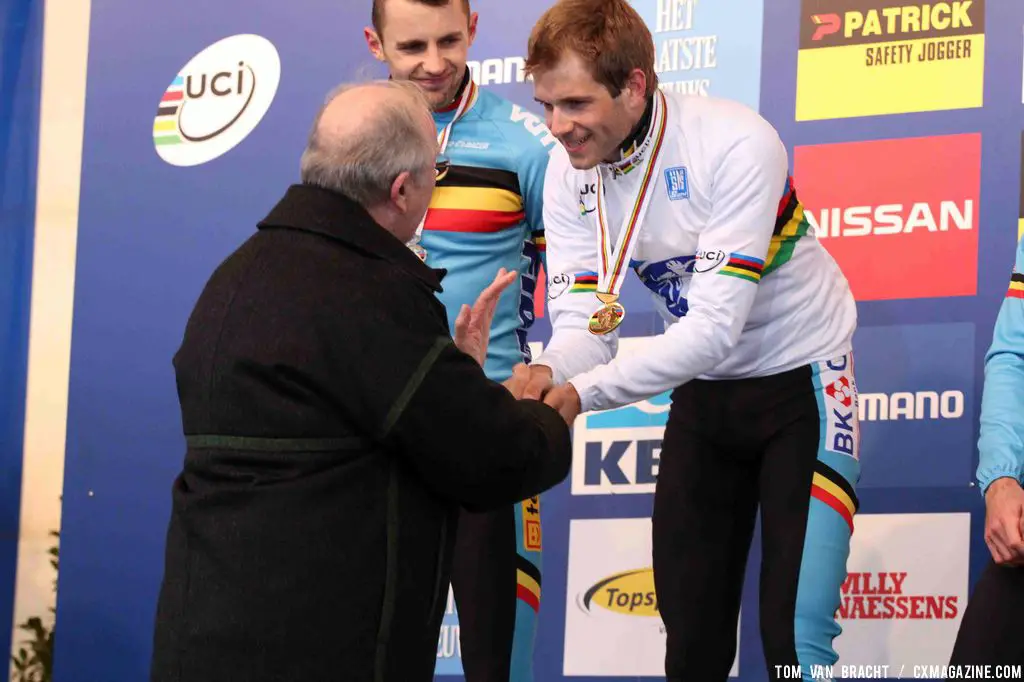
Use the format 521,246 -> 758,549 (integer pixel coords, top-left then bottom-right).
521,1 -> 861,680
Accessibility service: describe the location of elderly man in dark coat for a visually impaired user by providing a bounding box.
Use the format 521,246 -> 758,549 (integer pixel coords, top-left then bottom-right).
149,79 -> 572,682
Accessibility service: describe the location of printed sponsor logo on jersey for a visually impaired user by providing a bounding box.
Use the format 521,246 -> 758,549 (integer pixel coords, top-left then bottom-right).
693,249 -> 726,273
795,0 -> 985,121
509,104 -> 558,150
636,257 -> 693,317
794,133 -> 980,301
153,34 -> 281,167
577,568 -> 658,618
631,0 -> 763,108
826,376 -> 854,408
449,139 -> 489,150
522,495 -> 542,551
579,182 -> 597,215
664,166 -> 690,200
547,272 -> 574,299
820,354 -> 859,461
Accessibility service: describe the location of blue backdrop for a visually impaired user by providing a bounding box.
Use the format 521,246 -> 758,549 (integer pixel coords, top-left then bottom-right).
51,0 -> 1022,680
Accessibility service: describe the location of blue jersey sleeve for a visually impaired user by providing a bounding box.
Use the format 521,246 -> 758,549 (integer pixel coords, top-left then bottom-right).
977,237 -> 1024,494
503,103 -> 557,272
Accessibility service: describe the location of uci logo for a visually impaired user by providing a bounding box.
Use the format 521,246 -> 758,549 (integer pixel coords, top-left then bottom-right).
548,272 -> 573,299
578,183 -> 596,215
693,249 -> 726,273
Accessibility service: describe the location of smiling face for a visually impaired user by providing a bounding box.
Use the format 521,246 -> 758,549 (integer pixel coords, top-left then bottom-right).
531,51 -> 648,170
365,0 -> 478,111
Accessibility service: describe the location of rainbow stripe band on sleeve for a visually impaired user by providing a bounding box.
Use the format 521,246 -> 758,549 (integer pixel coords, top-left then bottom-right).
718,253 -> 765,284
570,272 -> 599,293
1008,273 -> 1024,299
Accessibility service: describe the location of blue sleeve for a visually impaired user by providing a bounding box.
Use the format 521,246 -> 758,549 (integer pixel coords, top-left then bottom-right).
498,101 -> 557,272
516,132 -> 553,272
977,238 -> 1024,494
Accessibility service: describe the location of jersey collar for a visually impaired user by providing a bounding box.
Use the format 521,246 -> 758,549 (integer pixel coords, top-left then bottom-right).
433,69 -> 475,123
602,94 -> 655,177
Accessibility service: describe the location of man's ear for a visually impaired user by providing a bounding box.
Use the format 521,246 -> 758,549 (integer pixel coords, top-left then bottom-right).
467,11 -> 479,46
390,171 -> 412,212
624,68 -> 648,103
365,27 -> 385,61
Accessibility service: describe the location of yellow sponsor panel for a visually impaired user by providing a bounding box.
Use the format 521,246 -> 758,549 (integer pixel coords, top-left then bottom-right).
796,35 -> 984,120
1018,218 -> 1023,242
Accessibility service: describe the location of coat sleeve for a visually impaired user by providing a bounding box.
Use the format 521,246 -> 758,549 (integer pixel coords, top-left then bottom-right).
383,337 -> 572,511
334,280 -> 572,511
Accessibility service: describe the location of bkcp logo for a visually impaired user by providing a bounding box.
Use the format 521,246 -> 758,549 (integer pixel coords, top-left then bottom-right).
795,0 -> 985,121
153,34 -> 281,167
793,133 -> 980,301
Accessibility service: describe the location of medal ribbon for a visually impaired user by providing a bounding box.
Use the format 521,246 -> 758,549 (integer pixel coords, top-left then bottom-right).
437,77 -> 477,156
595,89 -> 669,302
412,78 -> 479,246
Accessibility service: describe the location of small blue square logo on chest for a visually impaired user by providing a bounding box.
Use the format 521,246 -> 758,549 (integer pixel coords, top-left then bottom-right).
664,166 -> 689,201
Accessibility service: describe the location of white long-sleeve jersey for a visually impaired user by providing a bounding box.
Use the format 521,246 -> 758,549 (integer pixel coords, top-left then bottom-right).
534,92 -> 857,413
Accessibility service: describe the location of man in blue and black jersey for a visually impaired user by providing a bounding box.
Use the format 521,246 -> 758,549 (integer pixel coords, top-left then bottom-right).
365,1 -> 557,680
949,238 -> 1024,666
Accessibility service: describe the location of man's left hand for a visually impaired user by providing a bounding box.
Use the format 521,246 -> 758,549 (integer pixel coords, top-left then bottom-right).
544,383 -> 582,425
454,268 -> 517,367
983,477 -> 1024,566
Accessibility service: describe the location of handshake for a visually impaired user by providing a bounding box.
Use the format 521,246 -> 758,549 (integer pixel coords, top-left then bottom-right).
453,267 -> 582,426
502,363 -> 581,426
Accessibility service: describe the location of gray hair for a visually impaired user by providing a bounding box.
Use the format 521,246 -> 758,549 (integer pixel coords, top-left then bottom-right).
299,80 -> 436,205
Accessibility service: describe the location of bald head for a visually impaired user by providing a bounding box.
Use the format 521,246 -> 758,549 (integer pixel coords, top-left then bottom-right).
300,79 -> 437,207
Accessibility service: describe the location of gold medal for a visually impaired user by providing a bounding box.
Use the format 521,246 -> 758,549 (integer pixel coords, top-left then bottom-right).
589,301 -> 625,335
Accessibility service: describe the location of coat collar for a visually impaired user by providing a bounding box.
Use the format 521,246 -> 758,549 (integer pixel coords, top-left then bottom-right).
257,184 -> 445,292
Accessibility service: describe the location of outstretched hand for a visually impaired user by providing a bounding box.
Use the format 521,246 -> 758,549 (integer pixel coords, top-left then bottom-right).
454,268 -> 517,367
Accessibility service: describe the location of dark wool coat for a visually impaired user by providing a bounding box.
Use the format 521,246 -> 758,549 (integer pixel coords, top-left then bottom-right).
150,184 -> 571,682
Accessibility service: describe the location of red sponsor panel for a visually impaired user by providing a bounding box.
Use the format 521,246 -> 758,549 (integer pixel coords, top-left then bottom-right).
794,134 -> 980,301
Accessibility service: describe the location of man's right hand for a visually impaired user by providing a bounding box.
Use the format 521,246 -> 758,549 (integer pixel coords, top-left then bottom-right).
502,363 -> 531,399
522,364 -> 554,400
983,477 -> 1024,566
